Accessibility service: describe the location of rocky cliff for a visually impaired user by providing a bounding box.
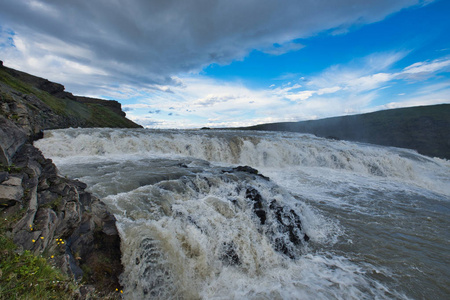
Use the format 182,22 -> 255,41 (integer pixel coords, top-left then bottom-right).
0,63 -> 142,134
0,63 -> 137,298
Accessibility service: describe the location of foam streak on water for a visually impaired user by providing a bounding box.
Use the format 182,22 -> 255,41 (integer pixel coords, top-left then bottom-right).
34,128 -> 450,299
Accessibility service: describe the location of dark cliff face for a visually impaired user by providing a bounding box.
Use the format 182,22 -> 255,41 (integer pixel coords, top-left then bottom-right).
0,64 -> 142,132
1,139 -> 123,294
0,64 -> 131,296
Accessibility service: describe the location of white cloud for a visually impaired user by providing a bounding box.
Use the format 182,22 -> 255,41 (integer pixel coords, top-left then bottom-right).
95,52 -> 450,129
0,0 -> 424,91
317,86 -> 342,95
399,57 -> 450,79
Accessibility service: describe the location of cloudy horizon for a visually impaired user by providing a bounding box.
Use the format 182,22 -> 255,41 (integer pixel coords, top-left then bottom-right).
1,0 -> 449,128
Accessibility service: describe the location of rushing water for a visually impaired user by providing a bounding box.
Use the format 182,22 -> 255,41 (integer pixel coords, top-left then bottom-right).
34,128 -> 450,300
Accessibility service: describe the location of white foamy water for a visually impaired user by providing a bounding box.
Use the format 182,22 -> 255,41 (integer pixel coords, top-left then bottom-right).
35,128 -> 450,299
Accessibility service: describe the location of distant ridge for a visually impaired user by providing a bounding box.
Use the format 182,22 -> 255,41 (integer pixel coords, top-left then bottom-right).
0,62 -> 142,132
235,104 -> 450,159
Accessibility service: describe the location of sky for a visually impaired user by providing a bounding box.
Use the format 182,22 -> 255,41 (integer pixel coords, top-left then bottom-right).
1,0 -> 449,129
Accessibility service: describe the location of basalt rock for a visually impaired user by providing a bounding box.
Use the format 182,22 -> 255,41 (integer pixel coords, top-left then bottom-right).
0,105 -> 123,296
223,165 -> 270,180
6,141 -> 122,291
244,184 -> 309,259
0,115 -> 28,165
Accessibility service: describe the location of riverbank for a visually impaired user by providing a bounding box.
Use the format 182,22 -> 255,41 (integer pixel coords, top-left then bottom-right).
0,63 -> 139,298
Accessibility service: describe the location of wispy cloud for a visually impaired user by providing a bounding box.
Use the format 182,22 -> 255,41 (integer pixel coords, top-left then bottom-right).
0,0 -> 424,91
399,57 -> 450,79
278,53 -> 450,101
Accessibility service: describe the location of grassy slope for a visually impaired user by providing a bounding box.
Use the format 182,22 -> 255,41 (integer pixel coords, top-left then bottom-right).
239,104 -> 450,159
0,216 -> 78,300
0,67 -> 140,129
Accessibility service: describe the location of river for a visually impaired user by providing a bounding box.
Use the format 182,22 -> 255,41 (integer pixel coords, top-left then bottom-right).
34,128 -> 450,299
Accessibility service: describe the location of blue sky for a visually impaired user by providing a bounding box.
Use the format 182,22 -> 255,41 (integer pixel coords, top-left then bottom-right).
1,0 -> 449,128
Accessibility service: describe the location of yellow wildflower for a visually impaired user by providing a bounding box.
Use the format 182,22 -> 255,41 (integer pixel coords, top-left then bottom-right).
40,236 -> 44,240
32,239 -> 36,243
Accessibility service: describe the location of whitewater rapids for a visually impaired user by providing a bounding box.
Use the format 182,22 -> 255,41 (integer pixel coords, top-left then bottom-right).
34,128 -> 450,299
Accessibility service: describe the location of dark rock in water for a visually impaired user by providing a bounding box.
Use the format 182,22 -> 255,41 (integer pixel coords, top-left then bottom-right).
234,165 -> 260,174
220,242 -> 241,266
245,187 -> 267,225
222,165 -> 270,180
245,187 -> 263,203
244,185 -> 309,259
254,209 -> 267,225
304,233 -> 310,242
269,200 -> 308,258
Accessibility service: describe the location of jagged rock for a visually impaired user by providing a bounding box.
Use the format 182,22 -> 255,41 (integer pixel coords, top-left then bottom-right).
0,116 -> 27,165
243,185 -> 309,259
245,187 -> 267,225
223,165 -> 270,180
0,113 -> 123,294
0,171 -> 9,183
76,96 -> 126,117
0,175 -> 24,206
57,201 -> 82,236
38,79 -> 65,95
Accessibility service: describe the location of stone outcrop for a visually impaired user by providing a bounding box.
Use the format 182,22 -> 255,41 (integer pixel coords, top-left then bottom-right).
0,64 -> 133,296
221,166 -> 309,260
2,65 -> 76,100
0,115 -> 123,296
76,96 -> 126,117
0,115 -> 28,165
0,83 -> 79,139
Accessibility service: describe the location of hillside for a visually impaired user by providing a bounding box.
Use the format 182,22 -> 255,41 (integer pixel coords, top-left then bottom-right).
237,104 -> 450,159
0,63 -> 134,298
0,62 -> 141,138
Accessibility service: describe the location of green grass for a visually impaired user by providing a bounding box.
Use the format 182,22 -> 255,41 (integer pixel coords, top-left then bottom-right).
84,103 -> 140,128
0,210 -> 78,300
